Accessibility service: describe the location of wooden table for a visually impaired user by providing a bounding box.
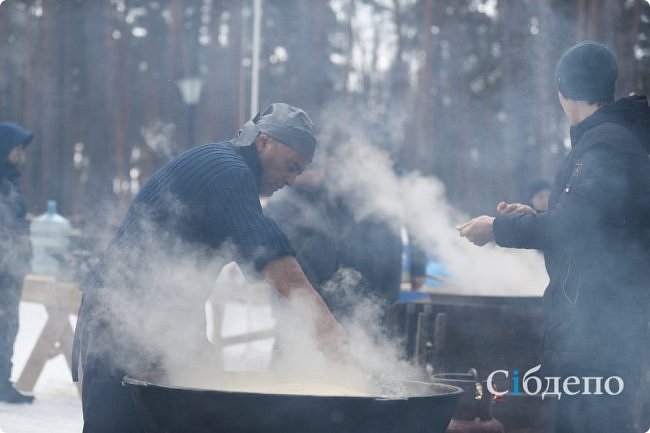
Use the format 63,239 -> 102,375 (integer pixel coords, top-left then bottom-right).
16,274 -> 82,394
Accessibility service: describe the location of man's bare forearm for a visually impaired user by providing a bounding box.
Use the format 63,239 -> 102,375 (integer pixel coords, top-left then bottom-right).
261,255 -> 347,353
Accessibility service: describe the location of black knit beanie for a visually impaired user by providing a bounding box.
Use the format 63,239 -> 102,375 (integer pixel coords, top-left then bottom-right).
555,41 -> 618,103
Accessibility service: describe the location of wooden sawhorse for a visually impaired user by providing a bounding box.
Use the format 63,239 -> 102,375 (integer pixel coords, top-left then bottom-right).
16,274 -> 82,394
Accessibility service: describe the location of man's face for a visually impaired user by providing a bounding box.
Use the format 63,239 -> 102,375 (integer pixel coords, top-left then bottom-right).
7,146 -> 26,166
256,134 -> 310,196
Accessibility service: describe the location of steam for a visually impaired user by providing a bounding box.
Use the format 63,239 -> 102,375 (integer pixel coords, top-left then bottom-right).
172,265 -> 425,397
89,116 -> 548,397
91,232 -> 232,376
164,104 -> 553,394
269,266 -> 422,393
318,108 -> 548,296
89,195 -> 419,397
141,121 -> 178,159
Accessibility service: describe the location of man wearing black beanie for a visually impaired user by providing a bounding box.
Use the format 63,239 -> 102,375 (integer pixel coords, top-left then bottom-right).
555,41 -> 618,105
459,41 -> 650,433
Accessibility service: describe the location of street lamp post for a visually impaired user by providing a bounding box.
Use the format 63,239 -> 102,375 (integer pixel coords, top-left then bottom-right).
177,77 -> 204,148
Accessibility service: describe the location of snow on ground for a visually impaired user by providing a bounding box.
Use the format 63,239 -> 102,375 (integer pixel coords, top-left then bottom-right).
0,295 -> 275,433
0,302 -> 82,433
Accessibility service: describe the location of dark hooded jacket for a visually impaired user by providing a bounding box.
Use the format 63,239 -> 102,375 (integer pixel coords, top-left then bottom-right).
493,96 -> 650,376
266,178 -> 402,323
0,122 -> 33,277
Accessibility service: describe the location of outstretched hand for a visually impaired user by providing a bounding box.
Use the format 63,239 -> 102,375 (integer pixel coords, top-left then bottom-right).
496,201 -> 536,215
456,215 -> 495,246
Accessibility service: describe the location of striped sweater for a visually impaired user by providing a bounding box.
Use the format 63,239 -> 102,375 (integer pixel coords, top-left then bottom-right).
73,142 -> 295,379
87,141 -> 295,292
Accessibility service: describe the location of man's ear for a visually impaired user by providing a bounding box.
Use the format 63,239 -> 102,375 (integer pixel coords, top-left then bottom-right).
254,133 -> 264,152
255,133 -> 271,153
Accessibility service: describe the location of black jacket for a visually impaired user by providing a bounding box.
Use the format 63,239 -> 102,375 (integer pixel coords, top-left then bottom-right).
265,184 -> 340,290
266,180 -> 402,322
0,122 -> 33,277
493,96 -> 650,374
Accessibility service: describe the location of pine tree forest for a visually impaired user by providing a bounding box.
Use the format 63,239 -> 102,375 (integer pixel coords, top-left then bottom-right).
1,0 -> 649,234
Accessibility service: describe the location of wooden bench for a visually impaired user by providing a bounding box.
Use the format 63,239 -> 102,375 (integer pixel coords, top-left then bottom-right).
16,274 -> 82,394
16,265 -> 276,393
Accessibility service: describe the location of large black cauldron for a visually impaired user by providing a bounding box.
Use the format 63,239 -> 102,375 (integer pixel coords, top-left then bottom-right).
123,374 -> 462,433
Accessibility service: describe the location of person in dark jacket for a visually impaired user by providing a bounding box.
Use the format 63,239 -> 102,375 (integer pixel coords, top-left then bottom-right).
0,122 -> 34,404
266,159 -> 402,328
265,163 -> 341,302
458,42 -> 650,433
73,103 -> 347,433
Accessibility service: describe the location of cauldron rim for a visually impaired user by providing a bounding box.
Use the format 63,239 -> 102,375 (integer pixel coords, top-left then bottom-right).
122,375 -> 464,402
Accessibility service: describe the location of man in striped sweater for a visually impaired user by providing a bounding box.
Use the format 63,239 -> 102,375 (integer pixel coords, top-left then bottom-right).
73,103 -> 347,433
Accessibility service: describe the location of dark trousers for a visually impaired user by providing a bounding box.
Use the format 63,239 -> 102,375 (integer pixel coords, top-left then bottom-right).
81,364 -> 145,433
0,272 -> 23,384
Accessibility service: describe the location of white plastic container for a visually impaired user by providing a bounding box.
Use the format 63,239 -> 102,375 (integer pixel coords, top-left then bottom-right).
30,200 -> 71,277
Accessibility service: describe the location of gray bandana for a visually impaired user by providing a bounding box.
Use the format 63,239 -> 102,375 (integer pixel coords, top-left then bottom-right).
233,103 -> 316,160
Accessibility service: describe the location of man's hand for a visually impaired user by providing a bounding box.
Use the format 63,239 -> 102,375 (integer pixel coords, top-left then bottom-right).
456,215 -> 495,246
261,256 -> 349,357
497,201 -> 536,215
313,311 -> 350,360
